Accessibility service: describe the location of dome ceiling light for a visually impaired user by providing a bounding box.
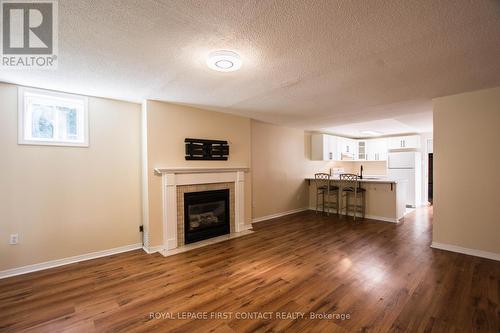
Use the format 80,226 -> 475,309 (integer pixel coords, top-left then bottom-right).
207,50 -> 242,72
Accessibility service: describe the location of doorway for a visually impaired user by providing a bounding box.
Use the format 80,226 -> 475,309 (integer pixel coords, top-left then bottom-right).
428,153 -> 433,204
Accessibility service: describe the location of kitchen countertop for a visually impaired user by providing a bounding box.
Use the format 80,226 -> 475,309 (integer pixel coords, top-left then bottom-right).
305,175 -> 405,184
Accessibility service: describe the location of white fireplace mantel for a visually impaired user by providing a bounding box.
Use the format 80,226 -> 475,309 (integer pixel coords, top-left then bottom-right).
154,166 -> 249,175
155,166 -> 250,252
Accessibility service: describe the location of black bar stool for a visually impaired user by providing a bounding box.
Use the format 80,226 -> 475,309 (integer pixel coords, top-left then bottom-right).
314,173 -> 340,215
339,173 -> 366,221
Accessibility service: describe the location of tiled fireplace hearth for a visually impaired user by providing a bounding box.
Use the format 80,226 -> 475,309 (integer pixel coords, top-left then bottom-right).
154,167 -> 251,256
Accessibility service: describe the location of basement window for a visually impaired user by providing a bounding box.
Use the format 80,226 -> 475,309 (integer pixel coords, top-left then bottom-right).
18,87 -> 89,147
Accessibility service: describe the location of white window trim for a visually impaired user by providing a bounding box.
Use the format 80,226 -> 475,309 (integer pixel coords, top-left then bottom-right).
18,87 -> 89,147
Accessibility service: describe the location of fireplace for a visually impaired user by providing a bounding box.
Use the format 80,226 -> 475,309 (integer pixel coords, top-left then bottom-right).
184,189 -> 230,244
154,167 -> 248,252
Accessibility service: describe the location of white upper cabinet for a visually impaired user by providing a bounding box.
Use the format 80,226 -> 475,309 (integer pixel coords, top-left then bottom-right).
328,135 -> 341,160
311,134 -> 328,160
366,138 -> 388,161
388,135 -> 421,150
340,137 -> 357,160
357,141 -> 367,160
427,139 -> 433,153
313,133 -> 420,161
311,134 -> 340,161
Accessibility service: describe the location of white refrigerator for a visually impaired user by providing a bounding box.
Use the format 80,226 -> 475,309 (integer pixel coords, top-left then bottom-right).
387,152 -> 421,207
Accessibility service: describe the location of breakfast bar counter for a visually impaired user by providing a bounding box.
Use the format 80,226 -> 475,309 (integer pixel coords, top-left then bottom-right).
306,176 -> 407,223
305,176 -> 400,183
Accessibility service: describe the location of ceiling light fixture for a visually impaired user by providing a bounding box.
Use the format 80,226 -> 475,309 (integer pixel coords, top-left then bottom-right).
207,50 -> 242,72
360,130 -> 383,136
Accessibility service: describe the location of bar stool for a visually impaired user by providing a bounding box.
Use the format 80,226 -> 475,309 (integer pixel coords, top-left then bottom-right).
339,173 -> 366,221
314,173 -> 340,215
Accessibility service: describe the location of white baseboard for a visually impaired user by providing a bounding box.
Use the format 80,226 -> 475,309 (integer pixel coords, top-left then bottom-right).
0,243 -> 143,279
238,224 -> 253,231
252,208 -> 309,223
308,207 -> 398,223
252,207 -> 398,224
142,245 -> 163,254
364,214 -> 398,223
431,242 -> 500,261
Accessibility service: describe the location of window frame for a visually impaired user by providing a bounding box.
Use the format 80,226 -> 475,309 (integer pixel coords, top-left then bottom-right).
18,87 -> 89,147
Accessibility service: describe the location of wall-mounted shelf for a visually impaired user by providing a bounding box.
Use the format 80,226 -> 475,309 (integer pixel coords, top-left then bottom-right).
185,138 -> 229,160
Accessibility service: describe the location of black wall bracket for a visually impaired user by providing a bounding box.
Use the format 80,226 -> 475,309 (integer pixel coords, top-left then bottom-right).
185,138 -> 229,160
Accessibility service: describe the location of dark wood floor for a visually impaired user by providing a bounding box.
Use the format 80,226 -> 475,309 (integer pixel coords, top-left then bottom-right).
0,207 -> 499,332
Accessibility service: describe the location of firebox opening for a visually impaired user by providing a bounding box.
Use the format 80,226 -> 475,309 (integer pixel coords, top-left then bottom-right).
184,189 -> 230,244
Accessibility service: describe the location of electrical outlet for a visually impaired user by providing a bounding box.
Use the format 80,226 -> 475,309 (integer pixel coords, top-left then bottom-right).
9,234 -> 19,245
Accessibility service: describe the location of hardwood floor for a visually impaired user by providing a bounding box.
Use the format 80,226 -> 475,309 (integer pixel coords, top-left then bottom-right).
0,207 -> 499,332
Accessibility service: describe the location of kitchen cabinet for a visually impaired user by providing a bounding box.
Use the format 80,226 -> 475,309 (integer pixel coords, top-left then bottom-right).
427,139 -> 433,153
340,137 -> 357,160
357,141 -> 367,160
311,134 -> 328,160
328,135 -> 341,160
313,133 -> 416,161
311,134 -> 340,161
367,138 -> 388,161
331,136 -> 341,160
388,135 -> 421,150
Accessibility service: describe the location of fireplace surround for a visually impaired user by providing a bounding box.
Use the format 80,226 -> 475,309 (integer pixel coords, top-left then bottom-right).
177,182 -> 235,246
153,167 -> 250,254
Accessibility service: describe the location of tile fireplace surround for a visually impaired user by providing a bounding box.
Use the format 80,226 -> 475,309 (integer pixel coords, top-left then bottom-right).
153,167 -> 252,256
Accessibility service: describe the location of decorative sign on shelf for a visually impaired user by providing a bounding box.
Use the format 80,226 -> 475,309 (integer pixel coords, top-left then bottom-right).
185,138 -> 229,160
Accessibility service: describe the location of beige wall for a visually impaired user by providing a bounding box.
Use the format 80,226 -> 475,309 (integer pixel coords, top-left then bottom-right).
0,83 -> 142,271
251,121 -> 311,218
145,101 -> 252,246
351,161 -> 387,176
433,86 -> 500,255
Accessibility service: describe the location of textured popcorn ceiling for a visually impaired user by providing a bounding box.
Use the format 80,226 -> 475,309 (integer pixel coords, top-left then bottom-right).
2,0 -> 500,133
